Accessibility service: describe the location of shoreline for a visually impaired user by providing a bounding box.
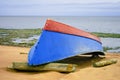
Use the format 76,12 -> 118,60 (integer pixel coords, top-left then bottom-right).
0,28 -> 120,52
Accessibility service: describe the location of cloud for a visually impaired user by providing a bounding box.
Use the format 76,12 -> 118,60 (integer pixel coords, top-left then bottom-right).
0,0 -> 120,16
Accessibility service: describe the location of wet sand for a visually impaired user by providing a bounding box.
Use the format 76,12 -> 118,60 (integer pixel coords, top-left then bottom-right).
0,45 -> 120,80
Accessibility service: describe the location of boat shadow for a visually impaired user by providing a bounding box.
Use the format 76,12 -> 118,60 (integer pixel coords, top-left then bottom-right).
55,55 -> 105,69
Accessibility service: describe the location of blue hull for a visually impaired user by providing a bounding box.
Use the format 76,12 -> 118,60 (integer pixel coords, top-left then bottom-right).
28,30 -> 103,65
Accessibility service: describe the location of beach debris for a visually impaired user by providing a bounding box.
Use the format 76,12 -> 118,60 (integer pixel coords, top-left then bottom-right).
20,52 -> 27,54
93,59 -> 117,67
8,62 -> 77,72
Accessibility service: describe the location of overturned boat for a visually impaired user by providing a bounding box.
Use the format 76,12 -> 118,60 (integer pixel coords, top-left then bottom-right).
28,19 -> 104,66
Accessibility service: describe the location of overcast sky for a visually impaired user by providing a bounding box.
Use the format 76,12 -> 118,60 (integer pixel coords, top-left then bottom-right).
0,0 -> 120,16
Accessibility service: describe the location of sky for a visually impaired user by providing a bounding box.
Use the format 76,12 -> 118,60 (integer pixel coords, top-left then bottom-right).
0,0 -> 120,16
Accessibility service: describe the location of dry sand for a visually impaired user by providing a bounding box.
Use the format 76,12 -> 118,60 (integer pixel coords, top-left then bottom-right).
0,45 -> 120,80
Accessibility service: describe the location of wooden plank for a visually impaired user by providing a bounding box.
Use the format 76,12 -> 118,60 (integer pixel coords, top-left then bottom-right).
93,59 -> 117,67
8,62 -> 77,72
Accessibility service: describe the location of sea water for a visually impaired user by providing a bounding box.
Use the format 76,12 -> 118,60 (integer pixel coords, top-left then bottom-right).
0,16 -> 120,33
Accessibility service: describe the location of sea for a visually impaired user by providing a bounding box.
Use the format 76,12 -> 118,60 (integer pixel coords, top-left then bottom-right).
0,16 -> 120,33
0,16 -> 120,52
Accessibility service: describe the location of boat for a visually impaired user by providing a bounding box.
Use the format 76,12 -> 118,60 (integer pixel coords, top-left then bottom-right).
28,19 -> 104,66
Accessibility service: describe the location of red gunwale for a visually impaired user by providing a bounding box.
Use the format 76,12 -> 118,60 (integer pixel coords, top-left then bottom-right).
43,19 -> 101,43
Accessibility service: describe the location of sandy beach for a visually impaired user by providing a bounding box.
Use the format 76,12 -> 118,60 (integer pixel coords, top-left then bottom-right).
0,45 -> 120,80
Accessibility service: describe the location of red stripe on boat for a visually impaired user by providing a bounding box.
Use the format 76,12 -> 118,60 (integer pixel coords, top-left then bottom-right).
43,19 -> 101,43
